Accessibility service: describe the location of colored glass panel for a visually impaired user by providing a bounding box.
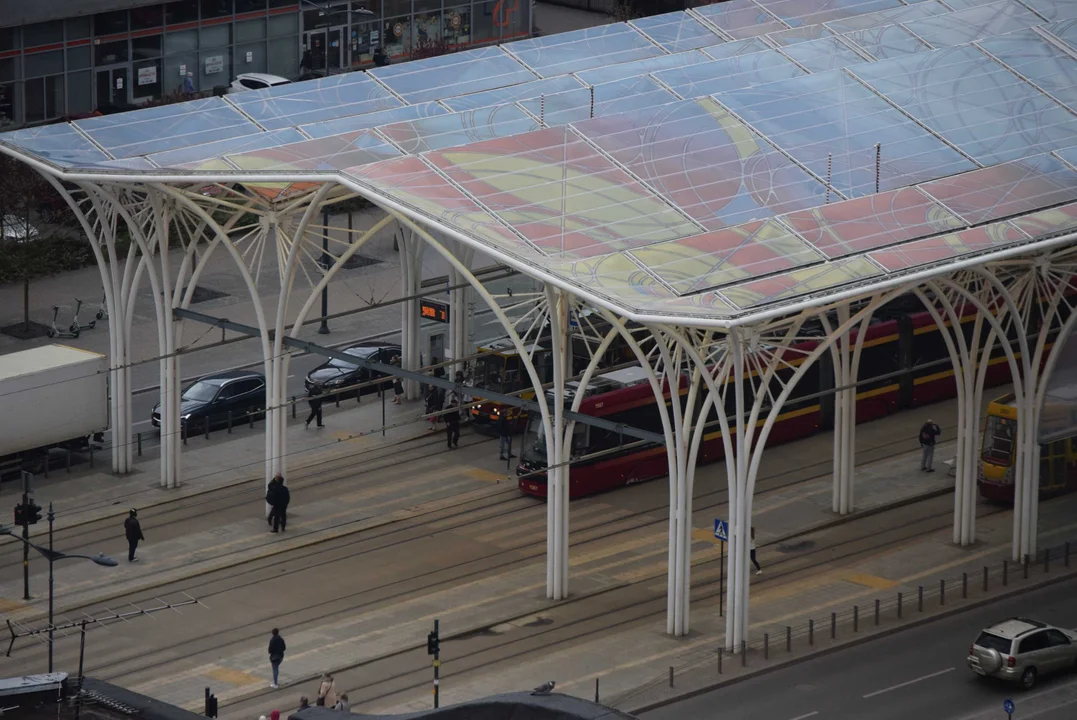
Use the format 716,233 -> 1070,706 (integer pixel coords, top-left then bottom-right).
378,105 -> 539,154
148,128 -> 306,167
721,255 -> 882,308
653,49 -> 806,99
852,45 -> 1077,165
868,221 -> 1027,271
226,130 -> 401,172
0,123 -> 110,166
632,218 -> 822,294
781,186 -> 963,257
840,24 -> 932,59
693,0 -> 791,39
369,46 -> 537,103
1010,201 -> 1077,238
778,36 -> 870,72
700,37 -> 773,59
762,0 -> 902,28
903,1 -> 1045,47
518,76 -> 676,127
440,76 -> 583,112
630,11 -> 724,52
301,103 -> 450,139
919,154 -> 1077,226
767,24 -> 836,46
716,69 -> 975,197
424,126 -> 700,258
576,50 -> 713,86
545,253 -> 679,304
505,24 -> 664,78
822,1 -> 949,31
978,29 -> 1077,110
576,97 -> 828,230
1045,19 -> 1077,48
227,72 -> 402,130
1021,0 -> 1077,20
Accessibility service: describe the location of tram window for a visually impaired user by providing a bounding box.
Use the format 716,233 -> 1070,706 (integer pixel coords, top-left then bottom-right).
982,415 -> 1016,466
571,423 -> 589,457
911,327 -> 949,375
858,340 -> 901,390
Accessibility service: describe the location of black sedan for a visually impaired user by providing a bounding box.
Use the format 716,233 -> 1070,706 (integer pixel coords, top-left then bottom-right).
304,342 -> 401,399
151,370 -> 267,430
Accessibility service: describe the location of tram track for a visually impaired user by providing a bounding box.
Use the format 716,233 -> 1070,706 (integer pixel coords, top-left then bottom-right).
12,422 -> 962,697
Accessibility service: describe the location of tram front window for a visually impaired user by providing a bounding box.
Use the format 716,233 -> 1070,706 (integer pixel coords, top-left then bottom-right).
521,414 -> 546,466
982,415 -> 1016,466
473,355 -> 503,391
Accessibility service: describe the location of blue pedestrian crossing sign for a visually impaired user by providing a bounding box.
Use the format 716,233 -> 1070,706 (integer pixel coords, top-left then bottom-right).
714,519 -> 729,542
1003,698 -> 1014,716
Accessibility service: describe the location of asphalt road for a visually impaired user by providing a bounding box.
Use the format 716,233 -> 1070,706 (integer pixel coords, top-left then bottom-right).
642,577 -> 1077,720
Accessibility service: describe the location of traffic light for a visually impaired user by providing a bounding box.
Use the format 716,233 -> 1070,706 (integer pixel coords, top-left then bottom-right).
25,500 -> 42,525
14,503 -> 24,526
426,629 -> 439,656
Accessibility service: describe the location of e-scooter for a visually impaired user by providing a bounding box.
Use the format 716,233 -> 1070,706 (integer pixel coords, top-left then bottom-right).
47,306 -> 79,339
69,298 -> 96,333
95,292 -> 108,321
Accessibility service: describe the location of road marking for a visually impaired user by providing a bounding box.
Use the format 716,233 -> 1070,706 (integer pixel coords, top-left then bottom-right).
862,667 -> 955,698
787,712 -> 819,720
843,572 -> 899,590
464,467 -> 505,483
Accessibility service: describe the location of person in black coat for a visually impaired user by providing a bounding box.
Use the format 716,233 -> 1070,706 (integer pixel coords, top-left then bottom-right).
274,478 -> 290,532
268,627 -> 286,689
497,412 -> 514,461
444,391 -> 461,449
305,385 -> 324,428
124,509 -> 144,562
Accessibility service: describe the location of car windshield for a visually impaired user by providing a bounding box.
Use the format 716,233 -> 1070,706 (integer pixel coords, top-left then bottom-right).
975,632 -> 1011,654
329,347 -> 378,369
982,415 -> 1016,466
182,381 -> 218,402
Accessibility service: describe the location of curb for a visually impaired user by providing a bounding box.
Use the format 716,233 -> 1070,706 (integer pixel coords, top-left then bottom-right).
624,568 -> 1077,715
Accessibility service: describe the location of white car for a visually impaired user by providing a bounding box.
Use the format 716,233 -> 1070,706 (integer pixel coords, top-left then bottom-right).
229,73 -> 292,94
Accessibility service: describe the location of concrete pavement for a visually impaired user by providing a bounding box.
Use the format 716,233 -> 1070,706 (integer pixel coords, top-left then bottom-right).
641,577 -> 1077,720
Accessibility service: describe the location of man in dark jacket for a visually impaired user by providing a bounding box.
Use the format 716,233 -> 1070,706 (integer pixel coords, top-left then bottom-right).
497,412 -> 514,461
444,391 -> 461,449
268,627 -> 286,689
919,419 -> 942,472
305,385 -> 324,428
124,509 -> 144,562
273,477 -> 290,532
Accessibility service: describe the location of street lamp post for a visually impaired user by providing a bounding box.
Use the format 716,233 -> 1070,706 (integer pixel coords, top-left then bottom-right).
1,510 -> 118,673
318,206 -> 331,335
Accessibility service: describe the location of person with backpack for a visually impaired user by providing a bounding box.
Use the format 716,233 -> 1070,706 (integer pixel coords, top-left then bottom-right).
919,419 -> 941,472
444,390 -> 461,449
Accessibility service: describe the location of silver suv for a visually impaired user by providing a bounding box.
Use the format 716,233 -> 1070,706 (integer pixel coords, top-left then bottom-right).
967,617 -> 1077,689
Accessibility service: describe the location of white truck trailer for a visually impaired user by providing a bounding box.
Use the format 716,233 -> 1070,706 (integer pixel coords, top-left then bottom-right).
0,344 -> 108,479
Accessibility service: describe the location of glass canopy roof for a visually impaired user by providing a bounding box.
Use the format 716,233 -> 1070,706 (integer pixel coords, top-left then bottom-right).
3,0 -> 1077,324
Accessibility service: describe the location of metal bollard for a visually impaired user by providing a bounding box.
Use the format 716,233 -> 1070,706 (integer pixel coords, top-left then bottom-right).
898,592 -> 903,619
183,420 -> 188,445
1044,549 -> 1050,573
764,632 -> 769,660
249,410 -> 254,429
717,647 -> 723,674
595,678 -> 599,703
854,605 -> 858,632
335,394 -> 340,408
67,449 -> 72,473
204,416 -> 210,440
786,625 -> 791,652
984,565 -> 989,591
875,598 -> 880,626
89,442 -> 94,468
918,585 -> 923,612
1023,554 -> 1030,580
292,397 -> 297,419
809,619 -> 814,645
669,666 -> 673,687
741,640 -> 747,666
831,612 -> 836,639
44,453 -> 49,477
1066,541 -> 1071,568
940,579 -> 945,606
137,432 -> 142,457
227,411 -> 233,434
1003,559 -> 1008,586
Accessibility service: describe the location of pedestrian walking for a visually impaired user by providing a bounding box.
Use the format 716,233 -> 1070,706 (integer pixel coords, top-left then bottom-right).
445,391 -> 461,449
305,385 -> 325,428
266,476 -> 281,531
497,411 -> 515,461
333,694 -> 350,712
391,356 -> 404,405
271,475 -> 290,532
182,72 -> 195,97
316,673 -> 336,707
268,628 -> 286,689
750,527 -> 762,575
124,509 -> 144,563
919,419 -> 941,472
425,384 -> 441,431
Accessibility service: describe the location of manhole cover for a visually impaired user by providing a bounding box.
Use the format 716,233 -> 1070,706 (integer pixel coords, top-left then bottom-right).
778,539 -> 815,553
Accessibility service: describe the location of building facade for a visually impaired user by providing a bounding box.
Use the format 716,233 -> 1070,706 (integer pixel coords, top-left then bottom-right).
0,0 -> 531,130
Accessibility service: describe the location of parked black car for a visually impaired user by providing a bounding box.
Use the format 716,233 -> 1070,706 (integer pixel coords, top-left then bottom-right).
304,342 -> 401,399
151,370 -> 267,430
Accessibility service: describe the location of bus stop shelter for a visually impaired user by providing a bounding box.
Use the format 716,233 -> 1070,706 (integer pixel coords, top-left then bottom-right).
3,0 -> 1077,650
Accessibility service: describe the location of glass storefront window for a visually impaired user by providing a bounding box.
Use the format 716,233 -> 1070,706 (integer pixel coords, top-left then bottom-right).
165,29 -> 200,53
94,10 -> 129,36
24,75 -> 63,123
65,17 -> 91,40
237,41 -> 268,73
163,52 -> 198,93
201,0 -> 234,19
23,21 -> 64,48
131,6 -> 165,30
383,17 -> 409,58
201,24 -> 232,48
23,50 -> 63,78
0,58 -> 15,83
67,70 -> 92,115
350,21 -> 379,66
236,0 -> 268,11
267,36 -> 299,78
166,0 -> 200,24
67,46 -> 92,71
268,0 -> 297,6
415,0 -> 441,13
444,5 -> 470,46
133,59 -> 163,99
0,82 -> 19,128
133,35 -> 163,60
471,0 -> 499,45
236,18 -> 267,41
268,13 -> 299,36
502,0 -> 528,39
95,40 -> 129,66
199,49 -> 231,90
0,27 -> 18,52
411,13 -> 441,50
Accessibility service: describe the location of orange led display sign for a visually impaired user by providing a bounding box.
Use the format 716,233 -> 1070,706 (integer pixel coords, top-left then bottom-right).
420,298 -> 450,324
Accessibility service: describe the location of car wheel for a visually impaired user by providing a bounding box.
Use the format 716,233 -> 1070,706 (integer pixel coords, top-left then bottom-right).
1020,667 -> 1037,690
